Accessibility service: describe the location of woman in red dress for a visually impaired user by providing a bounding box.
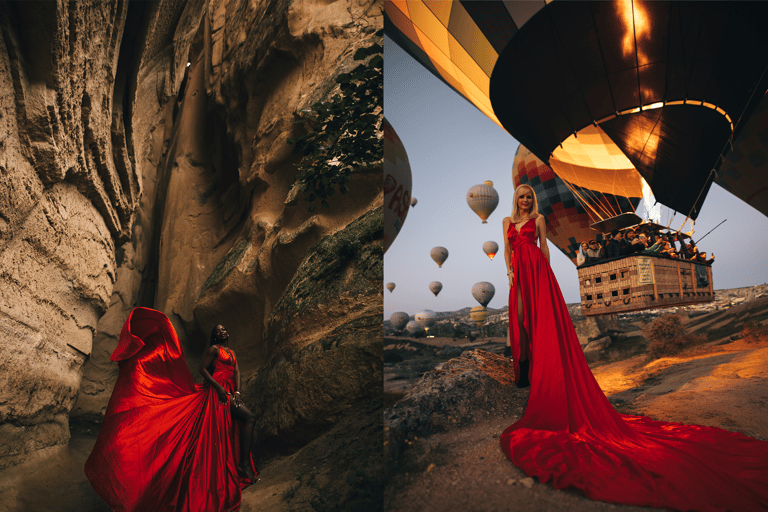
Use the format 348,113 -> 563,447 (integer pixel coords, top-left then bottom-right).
85,307 -> 258,512
501,184 -> 768,511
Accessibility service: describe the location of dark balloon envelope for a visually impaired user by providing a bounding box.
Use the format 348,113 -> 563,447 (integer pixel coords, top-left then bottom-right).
385,1 -> 768,221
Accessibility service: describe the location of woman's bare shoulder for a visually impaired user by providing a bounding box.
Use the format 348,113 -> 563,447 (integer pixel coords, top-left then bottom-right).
502,216 -> 511,226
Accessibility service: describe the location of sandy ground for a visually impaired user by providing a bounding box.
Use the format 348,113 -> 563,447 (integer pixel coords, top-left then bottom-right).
0,433 -> 109,512
385,334 -> 768,512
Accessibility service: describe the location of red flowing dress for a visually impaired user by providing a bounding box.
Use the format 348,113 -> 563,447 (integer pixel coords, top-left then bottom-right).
502,218 -> 768,511
84,307 -> 257,512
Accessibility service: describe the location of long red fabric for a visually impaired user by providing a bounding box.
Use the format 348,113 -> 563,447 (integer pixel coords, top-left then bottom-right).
503,218 -> 768,511
84,307 -> 256,512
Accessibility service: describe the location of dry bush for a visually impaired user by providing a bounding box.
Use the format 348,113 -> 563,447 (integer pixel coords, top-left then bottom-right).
643,313 -> 706,359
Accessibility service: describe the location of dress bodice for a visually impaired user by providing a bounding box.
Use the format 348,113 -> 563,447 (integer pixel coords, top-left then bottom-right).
508,217 -> 537,248
216,346 -> 235,366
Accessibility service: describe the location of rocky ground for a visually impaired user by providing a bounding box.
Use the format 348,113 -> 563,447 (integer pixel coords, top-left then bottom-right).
384,295 -> 768,512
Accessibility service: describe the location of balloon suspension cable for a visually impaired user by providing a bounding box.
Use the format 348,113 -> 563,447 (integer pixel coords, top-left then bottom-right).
695,219 -> 727,244
560,179 -> 622,224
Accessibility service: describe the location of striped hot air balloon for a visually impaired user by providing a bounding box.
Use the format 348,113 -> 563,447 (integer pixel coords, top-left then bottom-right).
385,1 -> 768,221
470,306 -> 489,327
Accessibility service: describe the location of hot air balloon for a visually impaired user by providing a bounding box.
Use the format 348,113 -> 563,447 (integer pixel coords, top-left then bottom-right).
386,282 -> 396,293
470,306 -> 489,328
390,312 -> 409,331
415,309 -> 436,330
384,118 -> 412,253
411,197 -> 418,207
467,181 -> 499,223
513,144 -> 641,265
471,282 -> 495,308
483,241 -> 499,260
405,320 -> 422,335
430,247 -> 448,268
385,1 -> 768,222
429,281 -> 443,296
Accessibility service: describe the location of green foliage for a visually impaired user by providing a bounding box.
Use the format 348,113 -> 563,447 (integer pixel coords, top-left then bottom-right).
643,313 -> 705,359
288,31 -> 383,212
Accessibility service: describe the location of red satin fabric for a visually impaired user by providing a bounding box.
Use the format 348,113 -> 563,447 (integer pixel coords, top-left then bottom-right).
502,218 -> 768,511
84,307 -> 257,512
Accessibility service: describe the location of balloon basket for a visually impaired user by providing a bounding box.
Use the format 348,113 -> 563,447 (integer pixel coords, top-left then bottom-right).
578,254 -> 714,316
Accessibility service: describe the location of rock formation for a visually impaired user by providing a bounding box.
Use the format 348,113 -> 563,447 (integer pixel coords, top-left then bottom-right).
384,350 -> 524,469
1,0 -> 383,472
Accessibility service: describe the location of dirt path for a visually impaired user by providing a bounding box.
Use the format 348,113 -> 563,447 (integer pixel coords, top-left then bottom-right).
385,336 -> 768,512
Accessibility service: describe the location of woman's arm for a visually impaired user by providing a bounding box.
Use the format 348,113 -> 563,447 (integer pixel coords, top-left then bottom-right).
199,345 -> 229,403
503,217 -> 514,285
536,215 -> 550,264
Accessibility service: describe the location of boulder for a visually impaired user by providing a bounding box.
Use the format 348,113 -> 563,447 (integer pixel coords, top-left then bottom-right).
384,350 -> 525,469
242,207 -> 383,459
583,335 -> 613,363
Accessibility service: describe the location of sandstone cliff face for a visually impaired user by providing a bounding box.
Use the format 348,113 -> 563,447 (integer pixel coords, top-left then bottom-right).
1,0 -> 382,468
0,1 -> 135,468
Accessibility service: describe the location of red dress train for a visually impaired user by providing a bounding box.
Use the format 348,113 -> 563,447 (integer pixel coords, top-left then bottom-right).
84,307 -> 257,512
502,218 -> 768,511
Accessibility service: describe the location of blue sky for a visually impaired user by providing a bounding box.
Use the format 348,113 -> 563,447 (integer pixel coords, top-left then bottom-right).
383,35 -> 768,320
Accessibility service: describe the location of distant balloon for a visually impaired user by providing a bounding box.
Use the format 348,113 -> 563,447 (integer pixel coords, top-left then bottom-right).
430,247 -> 449,268
467,181 -> 499,223
415,309 -> 436,330
405,320 -> 422,334
429,281 -> 443,296
470,306 -> 489,327
386,282 -> 396,293
471,282 -> 495,307
483,241 -> 499,260
384,118 -> 412,253
411,197 -> 417,207
390,312 -> 409,331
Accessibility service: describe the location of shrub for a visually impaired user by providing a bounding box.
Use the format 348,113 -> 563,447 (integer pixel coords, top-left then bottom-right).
643,313 -> 705,359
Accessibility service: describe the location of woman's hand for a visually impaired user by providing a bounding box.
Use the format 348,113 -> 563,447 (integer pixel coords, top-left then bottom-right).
508,270 -> 514,287
217,389 -> 230,404
232,392 -> 245,408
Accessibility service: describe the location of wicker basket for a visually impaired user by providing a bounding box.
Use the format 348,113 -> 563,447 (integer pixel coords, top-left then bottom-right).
577,254 -> 713,316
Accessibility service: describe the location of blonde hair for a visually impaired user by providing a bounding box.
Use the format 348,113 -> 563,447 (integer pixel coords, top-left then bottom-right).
511,184 -> 540,224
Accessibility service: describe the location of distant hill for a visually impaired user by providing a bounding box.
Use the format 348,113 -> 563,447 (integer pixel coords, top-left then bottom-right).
384,284 -> 768,328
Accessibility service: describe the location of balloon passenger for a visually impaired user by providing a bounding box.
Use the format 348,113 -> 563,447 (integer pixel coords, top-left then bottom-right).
499,185 -> 768,511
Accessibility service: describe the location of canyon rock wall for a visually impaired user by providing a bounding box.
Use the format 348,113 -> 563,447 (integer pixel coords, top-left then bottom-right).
0,1 -> 136,468
1,0 -> 382,469
73,0 -> 384,461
